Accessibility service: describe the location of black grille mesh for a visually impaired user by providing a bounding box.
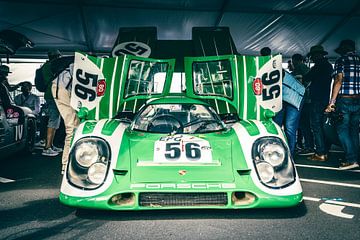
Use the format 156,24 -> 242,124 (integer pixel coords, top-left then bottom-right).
139,192 -> 228,207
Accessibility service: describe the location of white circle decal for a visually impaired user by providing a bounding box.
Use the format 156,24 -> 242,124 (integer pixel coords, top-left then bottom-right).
112,41 -> 151,57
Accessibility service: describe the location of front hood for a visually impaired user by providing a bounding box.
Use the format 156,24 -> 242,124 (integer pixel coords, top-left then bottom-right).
121,130 -> 241,183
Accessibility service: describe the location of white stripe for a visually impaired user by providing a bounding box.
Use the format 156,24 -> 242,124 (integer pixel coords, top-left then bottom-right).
117,55 -> 127,111
96,58 -> 105,121
109,57 -> 119,118
296,164 -> 360,173
326,200 -> 360,208
304,196 -> 360,208
300,178 -> 360,189
0,177 -> 15,183
303,196 -> 320,202
255,57 -> 260,120
234,55 -> 240,115
242,56 -> 247,119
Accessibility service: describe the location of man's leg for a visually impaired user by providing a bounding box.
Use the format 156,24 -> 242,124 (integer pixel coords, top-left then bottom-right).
53,85 -> 80,173
42,98 -> 60,156
284,104 -> 301,156
337,98 -> 359,165
45,127 -> 56,149
309,101 -> 327,160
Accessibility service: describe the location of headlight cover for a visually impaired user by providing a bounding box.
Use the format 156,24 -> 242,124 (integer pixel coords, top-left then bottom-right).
67,137 -> 111,189
252,137 -> 295,188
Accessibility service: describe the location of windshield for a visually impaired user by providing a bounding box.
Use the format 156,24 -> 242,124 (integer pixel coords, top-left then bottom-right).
132,103 -> 225,134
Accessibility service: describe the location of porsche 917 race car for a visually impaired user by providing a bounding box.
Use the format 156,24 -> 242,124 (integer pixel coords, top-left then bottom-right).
59,44 -> 303,210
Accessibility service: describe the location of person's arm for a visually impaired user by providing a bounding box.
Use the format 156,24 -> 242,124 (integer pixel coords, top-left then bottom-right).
5,81 -> 20,92
325,73 -> 342,112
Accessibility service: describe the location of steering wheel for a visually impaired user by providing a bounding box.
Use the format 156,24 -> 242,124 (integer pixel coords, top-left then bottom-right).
147,114 -> 184,133
192,119 -> 221,133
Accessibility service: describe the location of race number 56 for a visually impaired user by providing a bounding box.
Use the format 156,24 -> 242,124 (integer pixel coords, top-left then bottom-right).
154,135 -> 212,163
112,42 -> 151,57
74,69 -> 98,101
165,142 -> 201,160
262,69 -> 281,101
70,52 -> 106,111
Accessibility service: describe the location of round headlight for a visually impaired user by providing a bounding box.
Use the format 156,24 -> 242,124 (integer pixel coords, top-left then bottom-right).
256,162 -> 275,183
75,142 -> 99,167
88,162 -> 107,184
261,143 -> 285,167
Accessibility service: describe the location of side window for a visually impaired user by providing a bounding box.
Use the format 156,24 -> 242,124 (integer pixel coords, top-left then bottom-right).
125,60 -> 168,97
192,60 -> 233,99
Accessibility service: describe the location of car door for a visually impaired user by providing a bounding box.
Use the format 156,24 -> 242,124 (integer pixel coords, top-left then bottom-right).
70,52 -> 175,121
184,54 -> 283,120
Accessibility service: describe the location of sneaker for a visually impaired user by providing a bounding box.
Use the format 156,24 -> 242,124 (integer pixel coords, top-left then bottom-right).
307,154 -> 327,162
298,148 -> 315,156
42,148 -> 59,157
52,145 -> 63,153
339,162 -> 359,170
34,140 -> 45,149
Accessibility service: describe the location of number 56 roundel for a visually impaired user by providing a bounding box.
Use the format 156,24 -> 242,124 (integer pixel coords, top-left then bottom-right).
154,135 -> 213,164
70,52 -> 106,112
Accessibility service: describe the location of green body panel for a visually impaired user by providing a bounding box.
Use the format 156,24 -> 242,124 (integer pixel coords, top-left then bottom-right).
101,120 -> 121,136
262,120 -> 279,135
239,120 -> 260,136
82,121 -> 97,135
60,175 -> 302,210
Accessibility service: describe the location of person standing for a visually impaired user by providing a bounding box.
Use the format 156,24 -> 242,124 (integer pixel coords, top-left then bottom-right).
42,50 -> 63,156
325,39 -> 360,170
14,81 -> 40,116
291,54 -> 313,155
305,45 -> 333,161
0,65 -> 14,108
52,62 -> 79,174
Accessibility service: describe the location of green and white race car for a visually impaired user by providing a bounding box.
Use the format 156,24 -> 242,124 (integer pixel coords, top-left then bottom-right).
60,49 -> 302,210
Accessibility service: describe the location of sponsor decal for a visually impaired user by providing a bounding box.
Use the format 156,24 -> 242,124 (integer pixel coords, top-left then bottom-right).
112,42 -> 151,57
130,183 -> 236,189
96,79 -> 106,97
252,77 -> 263,95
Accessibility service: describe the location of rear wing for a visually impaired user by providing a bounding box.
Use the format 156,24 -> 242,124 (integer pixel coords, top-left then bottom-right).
185,54 -> 282,120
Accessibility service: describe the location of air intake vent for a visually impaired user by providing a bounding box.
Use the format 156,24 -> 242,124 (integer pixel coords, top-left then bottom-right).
139,192 -> 228,207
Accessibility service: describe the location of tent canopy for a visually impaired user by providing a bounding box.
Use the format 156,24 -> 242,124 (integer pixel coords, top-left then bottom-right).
0,0 -> 359,59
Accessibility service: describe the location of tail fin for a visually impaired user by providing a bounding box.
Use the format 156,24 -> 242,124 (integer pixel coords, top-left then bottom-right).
192,27 -> 238,57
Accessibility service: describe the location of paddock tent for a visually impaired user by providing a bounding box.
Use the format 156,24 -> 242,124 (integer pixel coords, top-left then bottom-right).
0,0 -> 359,59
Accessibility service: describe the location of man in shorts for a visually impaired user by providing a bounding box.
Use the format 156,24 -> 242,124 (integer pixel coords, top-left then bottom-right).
41,50 -> 63,156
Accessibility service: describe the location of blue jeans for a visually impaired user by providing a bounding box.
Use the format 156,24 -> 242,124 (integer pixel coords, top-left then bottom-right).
335,98 -> 360,164
310,101 -> 329,155
299,103 -> 314,149
274,102 -> 302,155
